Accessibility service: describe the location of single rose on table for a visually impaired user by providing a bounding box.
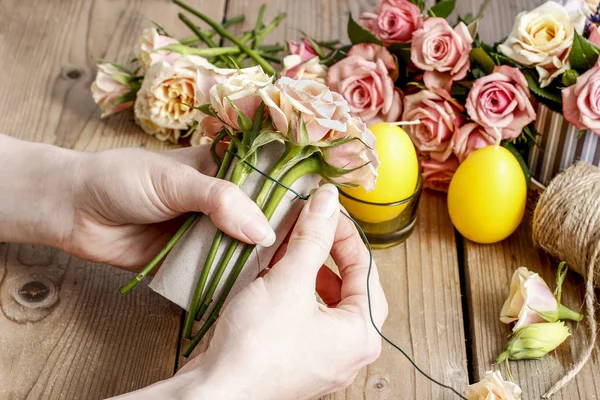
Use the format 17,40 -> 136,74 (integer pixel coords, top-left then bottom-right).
326,43 -> 402,125
498,0 -> 587,87
360,0 -> 423,45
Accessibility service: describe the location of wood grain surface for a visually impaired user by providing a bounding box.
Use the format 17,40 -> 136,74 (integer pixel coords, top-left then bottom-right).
1,0 -> 598,399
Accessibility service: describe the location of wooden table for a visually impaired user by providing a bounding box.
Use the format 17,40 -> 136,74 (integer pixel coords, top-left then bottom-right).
1,0 -> 598,399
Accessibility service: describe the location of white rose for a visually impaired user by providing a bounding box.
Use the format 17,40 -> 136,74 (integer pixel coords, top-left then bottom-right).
498,1 -> 587,87
464,371 -> 522,400
134,56 -> 205,143
209,66 -> 273,131
281,55 -> 328,84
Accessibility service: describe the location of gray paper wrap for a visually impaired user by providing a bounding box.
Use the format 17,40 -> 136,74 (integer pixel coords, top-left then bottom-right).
149,144 -> 321,312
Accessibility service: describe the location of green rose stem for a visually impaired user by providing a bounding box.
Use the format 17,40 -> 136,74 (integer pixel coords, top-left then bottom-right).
180,15 -> 245,45
160,44 -> 241,58
252,4 -> 267,50
183,155 -> 321,356
118,142 -> 236,294
178,13 -> 236,68
173,0 -> 276,75
194,145 -> 303,321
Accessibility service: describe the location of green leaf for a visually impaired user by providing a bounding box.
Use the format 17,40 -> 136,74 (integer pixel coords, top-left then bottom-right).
347,13 -> 382,46
297,114 -> 310,147
474,0 -> 489,21
470,47 -> 496,74
241,130 -> 286,161
388,42 -> 412,64
195,103 -> 213,116
523,71 -> 563,113
569,30 -> 600,72
554,261 -> 568,304
427,0 -> 456,18
467,20 -> 479,39
502,140 -> 531,188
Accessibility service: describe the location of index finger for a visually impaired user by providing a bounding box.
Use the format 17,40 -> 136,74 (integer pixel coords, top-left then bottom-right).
331,212 -> 388,328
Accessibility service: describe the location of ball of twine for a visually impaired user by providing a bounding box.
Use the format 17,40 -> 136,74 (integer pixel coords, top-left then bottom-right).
532,161 -> 600,398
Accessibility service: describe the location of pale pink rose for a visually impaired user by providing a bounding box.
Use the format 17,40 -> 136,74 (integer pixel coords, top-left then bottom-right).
402,89 -> 464,162
500,267 -> 559,331
361,0 -> 423,45
322,117 -> 380,191
209,66 -> 273,132
281,56 -> 328,83
137,28 -> 181,71
451,123 -> 495,162
410,18 -> 473,90
421,155 -> 459,192
590,24 -> 600,47
259,77 -> 350,145
466,66 -> 536,140
288,38 -> 318,61
327,43 -> 402,124
91,63 -> 136,118
190,116 -> 230,147
563,60 -> 600,136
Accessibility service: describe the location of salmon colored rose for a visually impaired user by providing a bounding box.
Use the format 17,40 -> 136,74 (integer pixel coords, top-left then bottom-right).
322,117 -> 380,191
410,18 -> 473,90
562,60 -> 600,136
451,123 -> 495,162
327,43 -> 401,124
259,77 -> 350,144
402,88 -> 464,162
361,0 -> 423,45
421,155 -> 459,192
465,66 -> 536,140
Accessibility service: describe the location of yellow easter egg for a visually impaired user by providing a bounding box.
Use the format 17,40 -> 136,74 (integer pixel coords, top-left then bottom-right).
340,123 -> 419,224
447,145 -> 527,244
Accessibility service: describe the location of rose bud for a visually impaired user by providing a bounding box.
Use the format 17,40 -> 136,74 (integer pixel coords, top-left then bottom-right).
496,321 -> 570,363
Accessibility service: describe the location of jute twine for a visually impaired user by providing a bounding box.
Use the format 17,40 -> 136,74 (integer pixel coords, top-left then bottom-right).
532,162 -> 600,398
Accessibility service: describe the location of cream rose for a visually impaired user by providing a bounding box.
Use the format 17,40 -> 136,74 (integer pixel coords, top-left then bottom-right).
464,371 -> 522,400
322,117 -> 380,191
134,56 -> 204,143
281,56 -> 328,84
498,1 -> 587,87
586,0 -> 599,15
209,66 -> 273,132
259,77 -> 350,144
137,28 -> 181,72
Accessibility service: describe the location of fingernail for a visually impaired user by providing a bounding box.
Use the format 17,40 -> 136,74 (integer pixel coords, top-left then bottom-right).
241,214 -> 276,247
308,184 -> 339,217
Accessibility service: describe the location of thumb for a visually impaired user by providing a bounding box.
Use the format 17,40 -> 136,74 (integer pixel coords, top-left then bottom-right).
155,164 -> 276,247
274,184 -> 340,288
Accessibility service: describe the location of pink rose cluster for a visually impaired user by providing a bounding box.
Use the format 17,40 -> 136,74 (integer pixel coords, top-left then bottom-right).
403,66 -> 536,192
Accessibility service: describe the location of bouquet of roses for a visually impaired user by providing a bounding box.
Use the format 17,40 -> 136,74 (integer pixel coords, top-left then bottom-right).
277,0 -> 538,192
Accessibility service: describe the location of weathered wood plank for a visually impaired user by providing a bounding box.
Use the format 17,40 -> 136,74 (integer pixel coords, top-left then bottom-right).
0,0 -> 226,398
456,0 -> 600,397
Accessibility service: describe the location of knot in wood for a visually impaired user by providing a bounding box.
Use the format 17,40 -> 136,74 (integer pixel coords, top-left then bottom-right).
372,378 -> 388,391
12,277 -> 58,309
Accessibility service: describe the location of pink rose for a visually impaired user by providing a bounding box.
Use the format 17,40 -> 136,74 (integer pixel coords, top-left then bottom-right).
322,117 -> 380,191
288,38 -> 318,62
259,77 -> 350,144
91,63 -> 136,118
327,43 -> 402,124
451,123 -> 495,162
466,65 -> 536,139
137,28 -> 181,72
563,60 -> 600,136
421,155 -> 459,192
590,24 -> 600,47
361,0 -> 423,45
410,18 -> 473,90
402,89 -> 464,162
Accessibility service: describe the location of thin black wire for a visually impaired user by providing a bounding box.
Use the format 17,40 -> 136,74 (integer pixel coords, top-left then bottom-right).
229,150 -> 467,399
